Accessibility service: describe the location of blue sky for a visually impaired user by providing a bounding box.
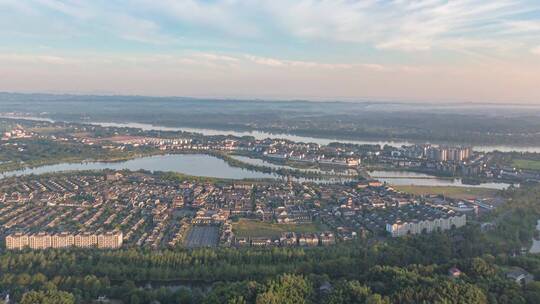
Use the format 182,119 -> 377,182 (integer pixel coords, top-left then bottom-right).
1,0 -> 540,103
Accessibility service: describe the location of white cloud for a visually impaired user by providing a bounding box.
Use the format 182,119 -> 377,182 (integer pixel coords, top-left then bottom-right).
532,46 -> 540,55
0,53 -> 78,64
244,55 -> 357,69
111,14 -> 178,45
136,0 -> 261,37
0,51 -> 406,73
124,0 -> 540,55
32,0 -> 93,19
3,0 -> 540,55
505,21 -> 540,33
194,53 -> 239,63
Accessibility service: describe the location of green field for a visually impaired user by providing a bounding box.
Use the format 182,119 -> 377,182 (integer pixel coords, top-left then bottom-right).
512,159 -> 540,171
232,219 -> 327,238
394,185 -> 499,200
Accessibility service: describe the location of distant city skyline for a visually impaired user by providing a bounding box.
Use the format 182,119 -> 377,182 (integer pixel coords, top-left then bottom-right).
1,0 -> 540,103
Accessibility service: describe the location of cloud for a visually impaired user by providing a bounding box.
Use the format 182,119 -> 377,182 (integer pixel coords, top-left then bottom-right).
3,0 -> 540,55
0,51 -> 405,73
111,14 -> 178,45
1,51 -> 539,103
261,0 -> 539,53
136,0 -> 261,37
244,55 -> 360,69
32,0 -> 93,19
1,1 -> 540,103
122,0 -> 540,56
505,21 -> 540,33
194,53 -> 239,63
0,53 -> 78,65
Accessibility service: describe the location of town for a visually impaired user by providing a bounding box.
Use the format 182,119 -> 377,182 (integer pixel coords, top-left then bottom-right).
0,170 -> 478,251
0,116 -> 530,253
1,116 -> 538,184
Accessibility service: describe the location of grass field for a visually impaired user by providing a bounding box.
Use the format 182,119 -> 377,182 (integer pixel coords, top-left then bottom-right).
232,219 -> 327,238
512,159 -> 540,171
394,185 -> 499,200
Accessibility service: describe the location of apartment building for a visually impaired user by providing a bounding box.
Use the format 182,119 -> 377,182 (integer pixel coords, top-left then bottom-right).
5,231 -> 123,250
386,212 -> 466,237
97,231 -> 123,249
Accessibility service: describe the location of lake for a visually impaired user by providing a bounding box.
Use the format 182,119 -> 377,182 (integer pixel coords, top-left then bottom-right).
0,154 -> 275,180
230,155 -> 358,176
0,153 -> 514,189
0,154 -> 352,183
368,170 -> 513,190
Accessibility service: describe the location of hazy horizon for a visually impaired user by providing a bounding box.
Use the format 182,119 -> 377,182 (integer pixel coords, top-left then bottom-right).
4,91 -> 540,109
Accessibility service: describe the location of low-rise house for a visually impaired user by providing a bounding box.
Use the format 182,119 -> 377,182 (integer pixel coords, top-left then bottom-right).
506,267 -> 534,285
298,233 -> 319,246
319,232 -> 336,246
280,232 -> 297,246
448,267 -> 462,278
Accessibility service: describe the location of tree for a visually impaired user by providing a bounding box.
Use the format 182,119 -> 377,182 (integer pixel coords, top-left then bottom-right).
256,275 -> 313,304
524,281 -> 540,304
130,294 -> 141,304
326,280 -> 377,304
20,290 -> 75,304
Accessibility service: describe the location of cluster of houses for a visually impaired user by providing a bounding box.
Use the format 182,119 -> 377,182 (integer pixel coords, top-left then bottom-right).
236,231 -> 336,247
1,126 -> 33,141
0,170 -> 475,251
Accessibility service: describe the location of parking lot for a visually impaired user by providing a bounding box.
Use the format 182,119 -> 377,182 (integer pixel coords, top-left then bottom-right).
184,225 -> 219,248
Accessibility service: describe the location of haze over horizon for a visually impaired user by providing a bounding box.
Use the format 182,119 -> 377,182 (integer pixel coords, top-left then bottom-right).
2,0 -> 540,104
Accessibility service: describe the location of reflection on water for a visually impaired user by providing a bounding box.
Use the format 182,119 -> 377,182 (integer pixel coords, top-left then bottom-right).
0,154 -> 351,183
0,154 -> 274,180
369,170 -> 513,190
230,155 -> 358,176
88,121 -> 412,147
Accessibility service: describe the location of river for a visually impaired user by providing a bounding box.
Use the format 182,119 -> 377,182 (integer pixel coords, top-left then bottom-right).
2,115 -> 540,153
85,121 -> 540,153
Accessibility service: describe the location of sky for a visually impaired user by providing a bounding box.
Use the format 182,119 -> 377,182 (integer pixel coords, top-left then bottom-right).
1,0 -> 540,103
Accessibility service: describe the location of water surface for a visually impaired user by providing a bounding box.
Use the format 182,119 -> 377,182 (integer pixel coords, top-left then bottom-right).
2,115 -> 539,153
369,170 -> 513,190
0,154 -> 274,180
87,121 -> 540,153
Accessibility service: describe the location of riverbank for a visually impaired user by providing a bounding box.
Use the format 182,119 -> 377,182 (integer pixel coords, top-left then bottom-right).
0,149 -> 167,175
84,119 -> 540,152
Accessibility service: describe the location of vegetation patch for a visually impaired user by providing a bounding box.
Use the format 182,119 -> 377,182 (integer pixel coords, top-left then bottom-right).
233,219 -> 327,238
512,159 -> 540,171
394,185 -> 499,199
